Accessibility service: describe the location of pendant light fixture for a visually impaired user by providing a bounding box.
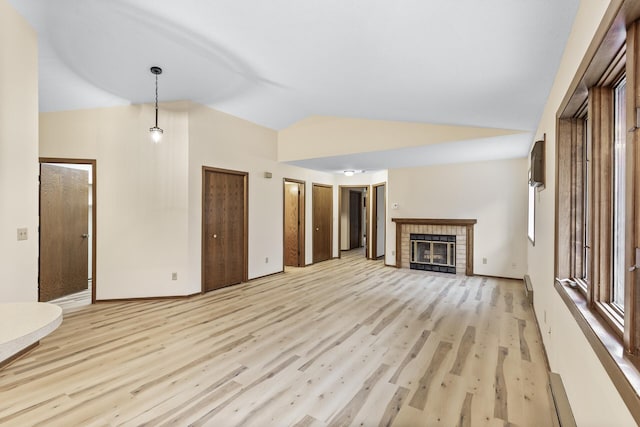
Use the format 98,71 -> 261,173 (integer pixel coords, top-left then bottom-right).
149,66 -> 163,143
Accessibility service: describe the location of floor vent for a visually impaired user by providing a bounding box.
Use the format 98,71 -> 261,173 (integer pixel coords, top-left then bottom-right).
549,372 -> 577,427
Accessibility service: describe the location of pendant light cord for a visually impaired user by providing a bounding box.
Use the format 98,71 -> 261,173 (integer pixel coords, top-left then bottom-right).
154,73 -> 159,127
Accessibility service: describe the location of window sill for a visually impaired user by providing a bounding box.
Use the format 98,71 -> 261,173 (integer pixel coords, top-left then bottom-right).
555,279 -> 640,423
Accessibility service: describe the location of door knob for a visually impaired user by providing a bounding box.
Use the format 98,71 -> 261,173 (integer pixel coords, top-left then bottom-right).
81,234 -> 89,238
212,234 -> 217,239
316,228 -> 319,231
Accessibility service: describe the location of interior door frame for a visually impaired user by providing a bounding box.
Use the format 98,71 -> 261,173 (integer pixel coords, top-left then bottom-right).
201,166 -> 249,293
283,178 -> 306,268
312,183 -> 333,263
338,185 -> 370,259
39,157 -> 97,304
371,182 -> 386,259
348,191 -> 363,249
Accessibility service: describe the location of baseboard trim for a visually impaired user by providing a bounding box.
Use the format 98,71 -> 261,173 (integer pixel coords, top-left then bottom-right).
97,271 -> 287,303
473,274 -> 524,281
549,372 -> 577,427
523,274 -> 534,305
0,341 -> 39,369
96,292 -> 201,303
250,270 -> 285,280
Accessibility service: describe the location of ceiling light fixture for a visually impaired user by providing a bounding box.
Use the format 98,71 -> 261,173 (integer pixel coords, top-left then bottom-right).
149,66 -> 163,143
344,170 -> 355,176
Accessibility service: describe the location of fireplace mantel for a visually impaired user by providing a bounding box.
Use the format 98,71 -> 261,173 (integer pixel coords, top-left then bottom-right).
392,218 -> 477,226
392,218 -> 476,275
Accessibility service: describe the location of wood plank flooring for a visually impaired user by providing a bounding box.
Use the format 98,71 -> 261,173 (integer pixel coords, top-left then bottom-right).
0,251 -> 553,426
49,286 -> 91,313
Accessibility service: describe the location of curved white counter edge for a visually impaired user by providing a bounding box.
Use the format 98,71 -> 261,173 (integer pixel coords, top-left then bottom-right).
0,302 -> 63,365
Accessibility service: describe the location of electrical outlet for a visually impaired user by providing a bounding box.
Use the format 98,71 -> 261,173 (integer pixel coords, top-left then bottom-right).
391,250 -> 395,256
265,257 -> 269,263
17,227 -> 28,241
482,257 -> 487,264
172,272 -> 177,280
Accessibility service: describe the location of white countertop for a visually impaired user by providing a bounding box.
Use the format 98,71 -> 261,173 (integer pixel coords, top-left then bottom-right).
0,302 -> 63,363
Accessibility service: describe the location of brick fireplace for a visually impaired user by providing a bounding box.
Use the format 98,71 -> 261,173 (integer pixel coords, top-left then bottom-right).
391,218 -> 476,275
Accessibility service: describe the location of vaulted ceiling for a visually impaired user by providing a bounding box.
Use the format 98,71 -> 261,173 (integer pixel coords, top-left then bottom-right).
10,0 -> 579,172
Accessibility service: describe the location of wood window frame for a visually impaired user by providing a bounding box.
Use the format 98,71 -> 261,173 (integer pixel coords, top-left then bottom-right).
555,2 -> 640,421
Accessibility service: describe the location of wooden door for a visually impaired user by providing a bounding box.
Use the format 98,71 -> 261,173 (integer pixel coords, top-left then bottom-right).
203,168 -> 247,292
40,164 -> 89,302
374,184 -> 386,258
349,191 -> 362,249
284,181 -> 305,267
313,184 -> 332,263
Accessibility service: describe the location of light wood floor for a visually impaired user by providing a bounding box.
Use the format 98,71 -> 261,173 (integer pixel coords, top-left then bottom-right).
0,251 -> 553,426
49,287 -> 91,313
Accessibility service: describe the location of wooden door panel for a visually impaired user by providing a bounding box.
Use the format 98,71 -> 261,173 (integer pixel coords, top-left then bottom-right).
284,182 -> 299,267
313,184 -> 332,263
203,169 -> 246,292
40,164 -> 89,302
203,171 -> 224,290
224,173 -> 245,285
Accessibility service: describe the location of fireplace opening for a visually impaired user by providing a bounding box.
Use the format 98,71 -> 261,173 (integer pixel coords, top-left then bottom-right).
410,233 -> 456,274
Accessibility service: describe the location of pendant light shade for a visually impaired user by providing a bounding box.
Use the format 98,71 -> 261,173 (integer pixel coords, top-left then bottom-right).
149,66 -> 163,143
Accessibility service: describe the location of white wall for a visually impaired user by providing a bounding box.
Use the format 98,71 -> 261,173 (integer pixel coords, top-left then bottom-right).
187,103 -> 281,284
528,0 -> 636,425
40,102 -> 343,301
186,104 -> 344,285
40,104 -> 191,299
0,0 -> 39,302
386,158 -> 528,278
278,115 -> 526,162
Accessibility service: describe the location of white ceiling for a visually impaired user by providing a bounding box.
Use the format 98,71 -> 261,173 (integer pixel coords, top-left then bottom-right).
9,0 -> 579,172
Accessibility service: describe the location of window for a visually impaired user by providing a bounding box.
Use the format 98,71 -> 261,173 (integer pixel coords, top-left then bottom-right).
555,7 -> 640,420
612,77 -> 626,312
528,170 -> 535,244
582,116 -> 590,286
558,56 -> 628,329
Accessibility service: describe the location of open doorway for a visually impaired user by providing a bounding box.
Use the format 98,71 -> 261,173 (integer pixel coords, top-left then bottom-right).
283,179 -> 305,268
338,185 -> 369,259
39,158 -> 96,309
371,183 -> 386,260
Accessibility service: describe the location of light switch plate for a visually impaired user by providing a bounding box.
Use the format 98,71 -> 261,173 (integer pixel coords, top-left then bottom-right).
17,227 -> 28,241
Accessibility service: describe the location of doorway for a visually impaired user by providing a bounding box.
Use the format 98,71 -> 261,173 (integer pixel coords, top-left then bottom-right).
338,186 -> 369,259
349,191 -> 362,249
283,179 -> 305,267
202,166 -> 248,292
39,158 -> 96,305
371,183 -> 386,259
312,183 -> 333,263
